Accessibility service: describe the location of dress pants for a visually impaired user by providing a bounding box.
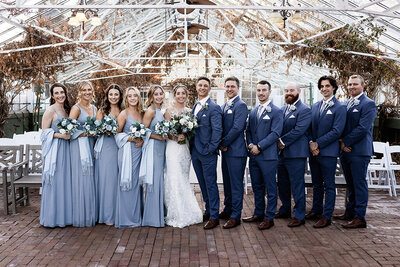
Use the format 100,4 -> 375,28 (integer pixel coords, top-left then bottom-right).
192,147 -> 220,220
221,155 -> 247,220
340,154 -> 370,222
309,156 -> 337,220
277,157 -> 306,220
249,157 -> 278,220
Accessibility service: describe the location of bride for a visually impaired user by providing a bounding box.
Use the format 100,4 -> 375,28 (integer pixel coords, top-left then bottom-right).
164,84 -> 203,228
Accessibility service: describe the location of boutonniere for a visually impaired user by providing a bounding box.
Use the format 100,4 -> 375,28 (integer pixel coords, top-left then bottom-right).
354,99 -> 360,106
265,105 -> 272,113
327,100 -> 334,108
228,102 -> 234,109
201,102 -> 209,111
289,105 -> 296,112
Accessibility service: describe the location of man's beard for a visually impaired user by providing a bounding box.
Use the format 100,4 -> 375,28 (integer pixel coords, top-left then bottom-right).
285,93 -> 299,104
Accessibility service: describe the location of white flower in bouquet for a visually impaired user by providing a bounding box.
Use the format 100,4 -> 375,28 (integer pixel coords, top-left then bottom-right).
67,124 -> 73,130
155,120 -> 172,137
59,129 -> 66,135
56,117 -> 79,134
129,122 -> 148,139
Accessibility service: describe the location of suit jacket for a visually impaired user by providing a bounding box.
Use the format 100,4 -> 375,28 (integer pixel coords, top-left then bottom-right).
341,93 -> 376,157
309,97 -> 346,157
221,96 -> 248,158
280,99 -> 311,158
192,98 -> 223,156
246,102 -> 283,160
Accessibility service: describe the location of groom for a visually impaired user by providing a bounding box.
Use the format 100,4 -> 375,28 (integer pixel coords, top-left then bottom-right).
191,76 -> 223,230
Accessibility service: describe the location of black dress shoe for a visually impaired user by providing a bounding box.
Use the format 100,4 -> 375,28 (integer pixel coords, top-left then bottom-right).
313,217 -> 331,228
242,215 -> 264,223
204,219 -> 220,230
219,211 -> 231,220
305,212 -> 321,220
333,214 -> 354,221
342,218 -> 367,229
258,219 -> 274,230
223,218 -> 241,229
275,212 -> 291,219
287,218 -> 305,227
203,213 -> 210,222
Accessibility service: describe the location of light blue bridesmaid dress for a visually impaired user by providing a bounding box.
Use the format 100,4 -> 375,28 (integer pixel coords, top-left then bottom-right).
142,106 -> 166,227
70,104 -> 97,227
95,115 -> 118,225
115,115 -> 143,228
40,112 -> 73,227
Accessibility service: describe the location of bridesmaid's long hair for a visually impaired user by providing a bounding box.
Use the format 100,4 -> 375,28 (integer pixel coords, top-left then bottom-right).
76,81 -> 95,103
102,84 -> 123,115
124,87 -> 144,114
145,85 -> 165,108
50,83 -> 71,114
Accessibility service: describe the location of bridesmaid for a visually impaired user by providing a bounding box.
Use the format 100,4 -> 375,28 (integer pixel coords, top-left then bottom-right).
115,87 -> 144,228
69,81 -> 97,227
40,83 -> 73,228
94,84 -> 123,225
141,85 -> 167,227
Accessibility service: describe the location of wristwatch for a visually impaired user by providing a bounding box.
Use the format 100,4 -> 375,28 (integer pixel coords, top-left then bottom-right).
257,144 -> 262,152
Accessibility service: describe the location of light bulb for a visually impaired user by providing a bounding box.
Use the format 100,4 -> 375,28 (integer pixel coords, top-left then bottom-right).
91,14 -> 101,26
68,15 -> 80,26
76,10 -> 87,22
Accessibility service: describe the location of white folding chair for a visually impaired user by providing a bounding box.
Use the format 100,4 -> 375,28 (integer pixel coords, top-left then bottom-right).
243,158 -> 252,194
387,145 -> 400,197
367,142 -> 393,196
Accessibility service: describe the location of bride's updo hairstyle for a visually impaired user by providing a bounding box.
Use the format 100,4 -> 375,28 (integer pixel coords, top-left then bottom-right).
172,84 -> 188,97
145,85 -> 165,108
124,86 -> 144,113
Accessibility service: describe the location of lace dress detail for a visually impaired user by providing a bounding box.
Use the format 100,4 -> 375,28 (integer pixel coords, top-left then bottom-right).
164,106 -> 203,228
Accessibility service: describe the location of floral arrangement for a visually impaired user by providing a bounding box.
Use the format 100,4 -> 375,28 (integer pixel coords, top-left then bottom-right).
97,114 -> 118,135
83,117 -> 97,136
169,112 -> 199,144
56,118 -> 79,135
154,120 -> 173,137
129,122 -> 148,139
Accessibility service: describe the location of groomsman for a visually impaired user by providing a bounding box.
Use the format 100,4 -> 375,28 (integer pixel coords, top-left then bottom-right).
336,74 -> 376,229
307,76 -> 346,228
219,76 -> 248,229
191,76 -> 223,230
243,80 -> 283,230
277,82 -> 311,227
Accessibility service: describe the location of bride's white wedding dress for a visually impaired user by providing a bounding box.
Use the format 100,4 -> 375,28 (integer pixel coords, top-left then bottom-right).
164,108 -> 203,228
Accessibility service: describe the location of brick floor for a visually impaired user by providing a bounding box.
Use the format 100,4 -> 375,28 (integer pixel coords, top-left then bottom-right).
1,186 -> 400,267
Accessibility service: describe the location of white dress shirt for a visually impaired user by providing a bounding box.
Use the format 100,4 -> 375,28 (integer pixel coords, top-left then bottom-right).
194,96 -> 210,117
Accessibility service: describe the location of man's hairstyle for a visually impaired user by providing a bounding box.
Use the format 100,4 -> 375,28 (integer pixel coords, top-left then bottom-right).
349,74 -> 365,85
225,76 -> 240,87
318,75 -> 338,95
257,80 -> 271,90
197,76 -> 211,86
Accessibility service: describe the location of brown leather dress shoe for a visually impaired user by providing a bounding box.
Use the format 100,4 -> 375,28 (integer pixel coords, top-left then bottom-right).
223,218 -> 241,229
287,218 -> 305,227
313,217 -> 331,228
275,212 -> 291,219
242,215 -> 264,223
204,219 -> 220,230
203,213 -> 210,222
305,212 -> 321,220
258,219 -> 274,230
333,213 -> 354,221
342,218 -> 366,229
219,211 -> 231,220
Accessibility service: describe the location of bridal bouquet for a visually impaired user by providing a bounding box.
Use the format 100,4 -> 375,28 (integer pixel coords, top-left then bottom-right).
56,118 -> 79,135
170,112 -> 199,144
83,117 -> 97,136
129,122 -> 148,139
154,120 -> 173,137
97,114 -> 118,135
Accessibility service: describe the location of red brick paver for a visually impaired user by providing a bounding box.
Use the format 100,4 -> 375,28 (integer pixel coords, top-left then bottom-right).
1,187 -> 400,266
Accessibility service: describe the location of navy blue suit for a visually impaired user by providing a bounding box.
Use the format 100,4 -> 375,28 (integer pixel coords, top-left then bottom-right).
277,99 -> 311,220
246,102 -> 283,220
191,98 -> 223,220
220,96 -> 248,220
340,93 -> 376,222
308,97 -> 346,220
